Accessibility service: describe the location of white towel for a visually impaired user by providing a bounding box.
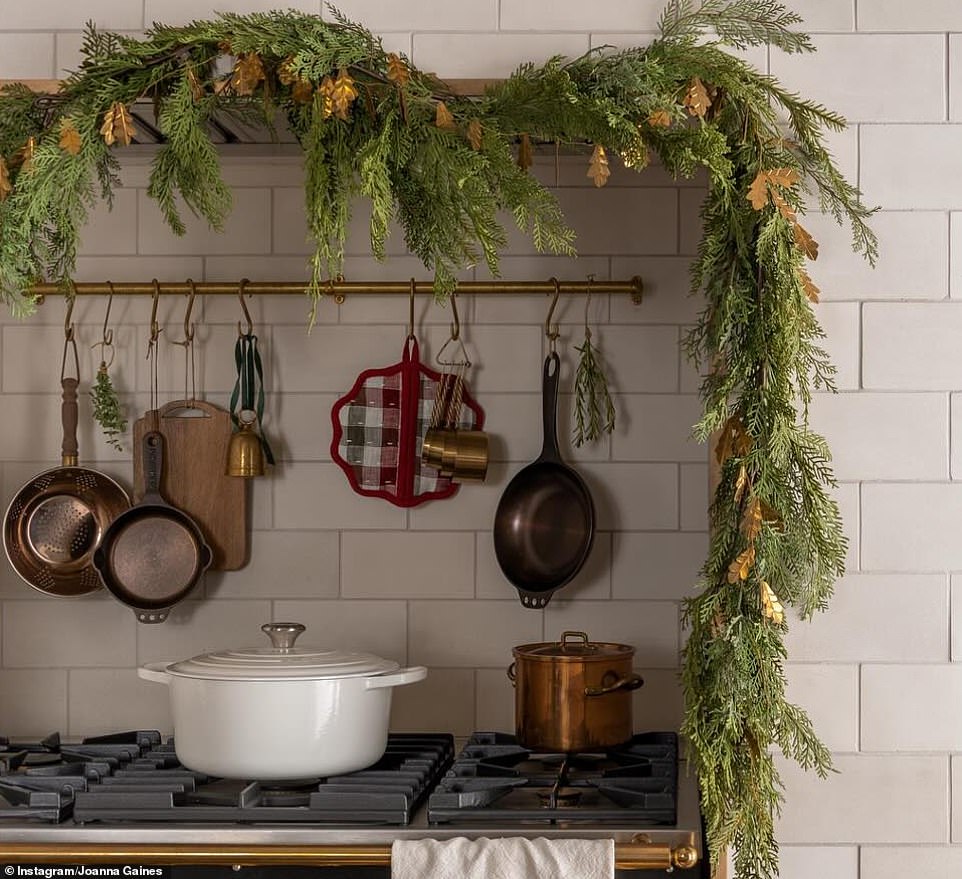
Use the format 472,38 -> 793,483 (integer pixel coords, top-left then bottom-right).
391,836 -> 614,879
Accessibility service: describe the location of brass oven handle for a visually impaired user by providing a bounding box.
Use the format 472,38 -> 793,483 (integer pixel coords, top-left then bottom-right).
0,842 -> 699,871
585,672 -> 644,697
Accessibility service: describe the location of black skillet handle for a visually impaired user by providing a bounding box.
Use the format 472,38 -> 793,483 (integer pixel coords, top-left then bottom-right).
539,352 -> 562,463
142,431 -> 165,502
518,587 -> 555,609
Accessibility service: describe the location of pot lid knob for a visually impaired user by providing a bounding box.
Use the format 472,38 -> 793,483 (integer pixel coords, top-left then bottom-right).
261,622 -> 306,652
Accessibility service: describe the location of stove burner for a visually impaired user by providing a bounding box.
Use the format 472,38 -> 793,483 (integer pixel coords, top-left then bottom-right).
536,787 -> 583,808
0,731 -> 454,826
428,731 -> 678,825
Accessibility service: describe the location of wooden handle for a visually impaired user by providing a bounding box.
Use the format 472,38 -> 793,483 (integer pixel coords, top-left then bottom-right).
61,378 -> 79,466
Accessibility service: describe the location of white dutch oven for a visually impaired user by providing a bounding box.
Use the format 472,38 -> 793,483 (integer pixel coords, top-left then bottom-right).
138,622 -> 426,780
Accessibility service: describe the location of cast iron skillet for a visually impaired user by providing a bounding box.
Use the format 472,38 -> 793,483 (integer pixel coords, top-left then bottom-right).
94,428 -> 211,623
494,352 -> 595,608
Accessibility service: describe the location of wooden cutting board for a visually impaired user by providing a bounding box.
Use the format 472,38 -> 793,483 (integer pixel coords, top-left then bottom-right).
133,401 -> 249,571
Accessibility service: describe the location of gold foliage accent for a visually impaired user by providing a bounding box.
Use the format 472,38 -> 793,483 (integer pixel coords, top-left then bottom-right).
386,52 -> 410,87
799,267 -> 819,303
59,119 -> 82,156
517,132 -> 533,170
331,68 -> 358,120
0,157 -> 11,201
467,119 -> 483,150
435,101 -> 456,130
587,143 -> 610,187
231,53 -> 266,96
647,108 -> 672,127
684,76 -> 711,118
100,103 -> 136,146
760,581 -> 785,624
727,545 -> 756,584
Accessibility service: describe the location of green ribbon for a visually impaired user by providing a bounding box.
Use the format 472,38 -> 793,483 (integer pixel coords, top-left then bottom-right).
230,332 -> 275,466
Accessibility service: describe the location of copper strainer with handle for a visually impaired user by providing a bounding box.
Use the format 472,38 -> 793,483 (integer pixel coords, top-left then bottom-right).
3,300 -> 130,596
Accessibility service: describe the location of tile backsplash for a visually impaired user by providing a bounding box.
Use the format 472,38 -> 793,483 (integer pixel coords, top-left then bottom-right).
2,2 -> 961,875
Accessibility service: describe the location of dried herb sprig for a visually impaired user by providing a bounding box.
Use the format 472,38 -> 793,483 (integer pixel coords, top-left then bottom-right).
90,363 -> 127,450
572,329 -> 615,446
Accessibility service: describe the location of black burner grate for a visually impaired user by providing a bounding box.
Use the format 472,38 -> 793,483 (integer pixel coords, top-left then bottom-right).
0,731 -> 454,826
427,731 -> 678,825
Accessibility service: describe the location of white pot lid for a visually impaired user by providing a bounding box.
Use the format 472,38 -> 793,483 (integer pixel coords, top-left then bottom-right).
165,623 -> 400,681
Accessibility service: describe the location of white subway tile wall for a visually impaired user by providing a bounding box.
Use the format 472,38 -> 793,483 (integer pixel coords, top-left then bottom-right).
0,0 -> 958,865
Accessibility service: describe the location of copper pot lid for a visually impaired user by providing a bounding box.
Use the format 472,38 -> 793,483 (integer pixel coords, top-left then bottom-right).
512,631 -> 635,661
166,623 -> 399,681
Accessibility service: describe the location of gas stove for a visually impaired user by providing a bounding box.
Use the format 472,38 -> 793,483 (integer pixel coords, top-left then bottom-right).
0,731 -> 453,826
429,732 -> 678,824
0,730 -> 704,874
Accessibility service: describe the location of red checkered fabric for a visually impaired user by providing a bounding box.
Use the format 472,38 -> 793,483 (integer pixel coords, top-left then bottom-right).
331,338 -> 484,507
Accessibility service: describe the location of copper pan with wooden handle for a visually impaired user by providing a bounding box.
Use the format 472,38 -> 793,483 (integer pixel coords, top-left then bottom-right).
3,348 -> 131,597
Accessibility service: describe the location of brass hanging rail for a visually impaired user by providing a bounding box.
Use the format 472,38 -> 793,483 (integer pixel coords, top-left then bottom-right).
0,840 -> 698,870
29,278 -> 644,305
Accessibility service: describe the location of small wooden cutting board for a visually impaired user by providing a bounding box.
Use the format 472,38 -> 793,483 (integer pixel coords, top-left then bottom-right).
133,401 -> 249,571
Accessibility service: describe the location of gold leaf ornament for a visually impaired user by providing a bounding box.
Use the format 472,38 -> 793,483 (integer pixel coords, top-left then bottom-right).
684,76 -> 711,118
0,157 -> 11,201
587,143 -> 610,188
318,75 -> 335,119
741,496 -> 763,542
277,56 -> 298,86
799,267 -> 820,303
331,68 -> 358,120
232,53 -> 266,96
746,167 -> 800,212
726,545 -> 756,584
760,581 -> 785,624
517,132 -> 533,170
100,102 -> 136,146
386,52 -> 410,87
794,222 -> 819,260
435,100 -> 456,130
647,108 -> 672,128
715,414 -> 751,466
734,464 -> 748,505
59,118 -> 82,156
292,77 -> 314,105
467,119 -> 483,151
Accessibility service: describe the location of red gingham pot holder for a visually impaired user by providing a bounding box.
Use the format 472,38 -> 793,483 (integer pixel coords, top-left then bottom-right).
330,337 -> 484,507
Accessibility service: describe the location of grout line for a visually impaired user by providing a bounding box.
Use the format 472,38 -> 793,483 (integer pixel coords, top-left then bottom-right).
947,32 -> 952,123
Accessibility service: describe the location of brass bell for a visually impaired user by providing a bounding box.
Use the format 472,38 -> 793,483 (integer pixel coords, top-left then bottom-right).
227,414 -> 265,478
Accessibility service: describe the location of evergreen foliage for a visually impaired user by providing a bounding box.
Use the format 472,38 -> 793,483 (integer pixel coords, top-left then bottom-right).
0,3 -> 876,876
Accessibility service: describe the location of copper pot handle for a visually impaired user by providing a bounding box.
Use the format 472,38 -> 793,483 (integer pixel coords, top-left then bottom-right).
585,673 -> 644,697
507,662 -> 517,685
560,631 -> 590,647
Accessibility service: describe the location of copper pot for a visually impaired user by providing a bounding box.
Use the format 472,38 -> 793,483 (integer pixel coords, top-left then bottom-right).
508,631 -> 644,752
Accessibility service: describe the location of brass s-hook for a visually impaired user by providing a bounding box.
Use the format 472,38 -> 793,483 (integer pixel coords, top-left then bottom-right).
64,283 -> 76,342
407,278 -> 416,340
238,278 -> 254,337
182,279 -> 196,343
101,282 -> 114,348
149,279 -> 162,346
91,282 -> 116,371
449,291 -> 461,341
545,277 -> 561,352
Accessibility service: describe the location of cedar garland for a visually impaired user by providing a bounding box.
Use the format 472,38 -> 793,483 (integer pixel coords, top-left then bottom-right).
0,2 -> 877,876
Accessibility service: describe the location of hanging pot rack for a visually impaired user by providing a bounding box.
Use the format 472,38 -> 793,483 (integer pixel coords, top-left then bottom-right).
28,277 -> 644,305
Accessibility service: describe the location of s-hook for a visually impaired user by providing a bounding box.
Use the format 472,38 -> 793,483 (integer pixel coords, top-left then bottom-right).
407,278 -> 416,341
170,279 -> 197,405
238,278 -> 254,337
545,277 -> 561,353
61,284 -> 79,383
91,282 -> 116,371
